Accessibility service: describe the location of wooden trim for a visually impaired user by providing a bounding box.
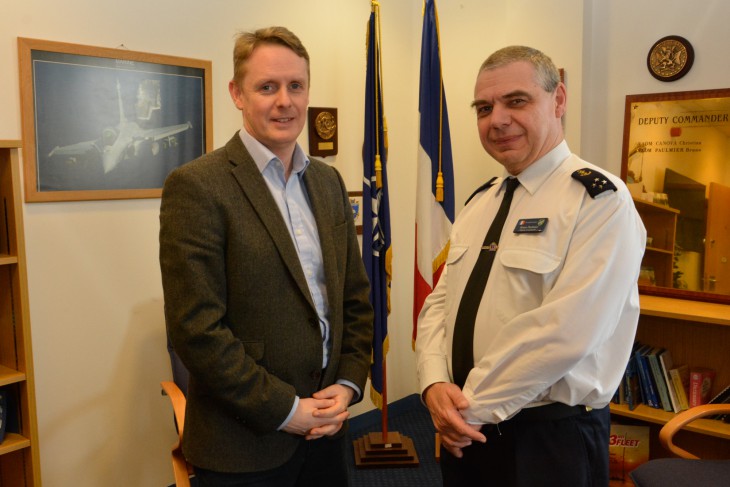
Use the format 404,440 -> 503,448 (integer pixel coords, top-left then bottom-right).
17,37 -> 213,202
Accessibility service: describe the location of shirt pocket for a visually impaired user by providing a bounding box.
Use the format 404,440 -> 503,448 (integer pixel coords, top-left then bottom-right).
500,247 -> 561,275
444,244 -> 469,315
494,247 -> 562,323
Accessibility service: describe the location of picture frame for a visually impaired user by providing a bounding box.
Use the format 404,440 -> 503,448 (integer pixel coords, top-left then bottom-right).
348,191 -> 363,235
18,38 -> 213,202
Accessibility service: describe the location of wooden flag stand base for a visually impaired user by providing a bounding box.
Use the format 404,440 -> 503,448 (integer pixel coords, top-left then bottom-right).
353,431 -> 420,468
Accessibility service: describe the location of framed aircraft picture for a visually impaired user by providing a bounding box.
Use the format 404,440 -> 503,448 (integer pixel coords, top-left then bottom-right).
18,38 -> 213,202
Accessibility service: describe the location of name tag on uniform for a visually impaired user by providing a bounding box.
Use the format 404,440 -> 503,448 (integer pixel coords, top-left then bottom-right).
514,218 -> 548,234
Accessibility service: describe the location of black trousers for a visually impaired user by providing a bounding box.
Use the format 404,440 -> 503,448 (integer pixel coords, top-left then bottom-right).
193,434 -> 350,487
441,405 -> 610,487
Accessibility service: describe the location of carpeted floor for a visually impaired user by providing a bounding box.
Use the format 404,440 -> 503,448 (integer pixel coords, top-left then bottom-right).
169,393 -> 441,487
347,394 -> 442,487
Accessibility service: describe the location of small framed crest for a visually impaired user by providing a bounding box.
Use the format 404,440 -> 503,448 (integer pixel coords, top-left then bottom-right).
348,191 -> 363,235
647,36 -> 694,82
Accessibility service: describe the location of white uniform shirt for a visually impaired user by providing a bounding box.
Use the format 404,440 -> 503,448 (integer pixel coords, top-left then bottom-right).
416,141 -> 647,425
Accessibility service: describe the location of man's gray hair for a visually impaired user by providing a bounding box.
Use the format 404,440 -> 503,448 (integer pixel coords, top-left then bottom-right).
479,46 -> 561,93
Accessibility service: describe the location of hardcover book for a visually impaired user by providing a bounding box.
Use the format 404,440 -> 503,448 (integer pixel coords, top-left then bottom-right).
669,365 -> 690,411
709,383 -> 730,404
708,383 -> 730,422
647,347 -> 672,412
624,351 -> 642,411
657,349 -> 681,412
689,368 -> 716,408
0,388 -> 6,443
634,344 -> 659,408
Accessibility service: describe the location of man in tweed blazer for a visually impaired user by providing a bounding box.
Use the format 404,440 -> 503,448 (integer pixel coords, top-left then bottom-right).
159,26 -> 373,485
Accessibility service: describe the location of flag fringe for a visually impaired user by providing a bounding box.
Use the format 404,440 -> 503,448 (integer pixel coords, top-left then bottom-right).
431,241 -> 449,276
368,335 -> 390,409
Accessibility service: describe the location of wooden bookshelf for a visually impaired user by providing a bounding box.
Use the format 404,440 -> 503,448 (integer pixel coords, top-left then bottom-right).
0,141 -> 41,485
610,295 -> 730,459
638,294 -> 730,327
610,403 -> 730,440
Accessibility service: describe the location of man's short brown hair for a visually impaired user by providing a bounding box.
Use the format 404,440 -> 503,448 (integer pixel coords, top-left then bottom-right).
232,26 -> 310,86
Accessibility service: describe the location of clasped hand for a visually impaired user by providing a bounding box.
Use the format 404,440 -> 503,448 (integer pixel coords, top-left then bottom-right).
423,382 -> 487,458
282,383 -> 354,440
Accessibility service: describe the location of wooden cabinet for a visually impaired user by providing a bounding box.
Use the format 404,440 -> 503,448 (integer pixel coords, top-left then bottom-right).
633,198 -> 679,288
0,141 -> 41,485
610,295 -> 730,460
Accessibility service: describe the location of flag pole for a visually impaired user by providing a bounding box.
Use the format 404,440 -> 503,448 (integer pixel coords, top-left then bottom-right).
373,0 -> 389,443
381,352 -> 388,440
352,0 -> 418,469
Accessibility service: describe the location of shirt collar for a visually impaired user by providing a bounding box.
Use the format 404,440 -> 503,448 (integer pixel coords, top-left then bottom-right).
238,127 -> 310,177
501,140 -> 570,195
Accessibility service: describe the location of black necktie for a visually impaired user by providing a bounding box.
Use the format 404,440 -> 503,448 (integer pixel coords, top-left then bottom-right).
452,177 -> 520,388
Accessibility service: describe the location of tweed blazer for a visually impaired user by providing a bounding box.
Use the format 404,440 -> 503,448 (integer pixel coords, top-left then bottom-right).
159,133 -> 373,473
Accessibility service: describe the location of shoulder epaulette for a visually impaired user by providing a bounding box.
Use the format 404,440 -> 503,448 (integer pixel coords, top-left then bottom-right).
571,168 -> 617,199
464,176 -> 499,206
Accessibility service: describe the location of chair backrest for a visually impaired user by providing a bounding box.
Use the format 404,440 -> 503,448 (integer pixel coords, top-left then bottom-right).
659,403 -> 730,459
161,381 -> 194,487
629,404 -> 730,487
163,335 -> 195,486
167,335 -> 190,396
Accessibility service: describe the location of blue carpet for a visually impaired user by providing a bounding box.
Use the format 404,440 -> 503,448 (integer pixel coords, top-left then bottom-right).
167,394 -> 441,486
347,394 -> 442,487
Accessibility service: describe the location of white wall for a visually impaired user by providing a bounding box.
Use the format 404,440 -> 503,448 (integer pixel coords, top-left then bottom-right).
580,0 -> 730,175
2,0 -> 728,485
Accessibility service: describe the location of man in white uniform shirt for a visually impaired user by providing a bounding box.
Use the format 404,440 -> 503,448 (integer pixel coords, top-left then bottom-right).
416,45 -> 646,486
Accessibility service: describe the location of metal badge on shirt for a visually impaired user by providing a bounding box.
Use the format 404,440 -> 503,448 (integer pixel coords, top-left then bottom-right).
514,218 -> 549,234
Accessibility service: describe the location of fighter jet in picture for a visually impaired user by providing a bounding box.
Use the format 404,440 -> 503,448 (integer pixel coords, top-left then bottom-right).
47,79 -> 192,174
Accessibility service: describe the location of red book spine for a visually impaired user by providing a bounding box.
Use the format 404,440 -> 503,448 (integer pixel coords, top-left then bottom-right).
689,368 -> 715,408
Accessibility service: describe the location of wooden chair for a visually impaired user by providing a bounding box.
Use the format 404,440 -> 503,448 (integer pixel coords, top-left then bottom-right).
162,340 -> 195,486
629,404 -> 730,486
660,403 -> 730,459
161,380 -> 195,487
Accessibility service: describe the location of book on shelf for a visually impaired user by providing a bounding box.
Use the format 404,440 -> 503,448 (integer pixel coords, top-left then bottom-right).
623,347 -> 642,411
647,347 -> 673,412
611,384 -> 621,406
689,367 -> 716,408
634,343 -> 660,409
708,382 -> 730,422
2,386 -> 20,437
657,348 -> 681,413
612,376 -> 625,406
709,383 -> 730,405
669,365 -> 690,411
0,388 -> 6,443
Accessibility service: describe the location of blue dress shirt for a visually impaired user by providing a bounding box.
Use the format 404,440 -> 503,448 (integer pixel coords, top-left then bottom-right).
238,129 -> 360,429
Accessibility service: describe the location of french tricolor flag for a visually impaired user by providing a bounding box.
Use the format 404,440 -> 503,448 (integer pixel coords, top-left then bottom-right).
413,0 -> 455,347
